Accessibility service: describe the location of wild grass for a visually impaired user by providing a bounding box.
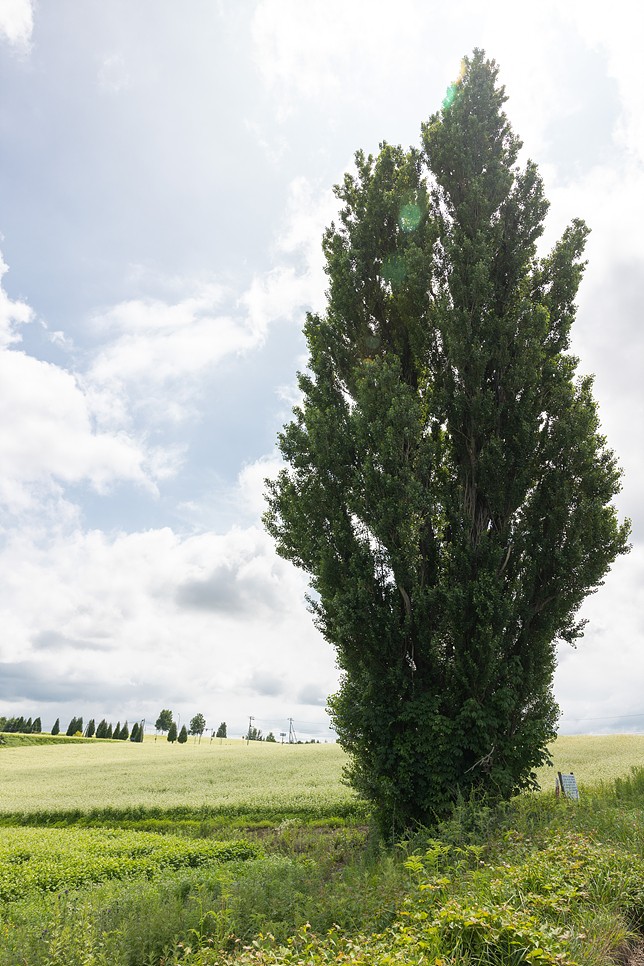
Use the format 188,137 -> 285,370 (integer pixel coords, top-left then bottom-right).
0,827 -> 261,901
0,733 -> 93,747
4,783 -> 643,966
167,784 -> 644,966
2,735 -> 644,965
0,824 -> 396,966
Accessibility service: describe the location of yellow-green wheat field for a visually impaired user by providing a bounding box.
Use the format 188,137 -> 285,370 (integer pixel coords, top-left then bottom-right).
1,734 -> 643,815
0,738 -> 354,814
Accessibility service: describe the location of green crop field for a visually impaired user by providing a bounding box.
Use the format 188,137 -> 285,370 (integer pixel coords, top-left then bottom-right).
535,733 -> 644,789
2,734 -> 644,966
0,737 -> 356,817
2,732 -> 643,819
0,827 -> 260,902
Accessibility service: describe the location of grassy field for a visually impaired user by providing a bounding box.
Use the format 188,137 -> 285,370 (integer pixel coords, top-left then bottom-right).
2,733 -> 644,966
2,732 -> 643,817
0,738 -> 356,817
536,733 -> 644,789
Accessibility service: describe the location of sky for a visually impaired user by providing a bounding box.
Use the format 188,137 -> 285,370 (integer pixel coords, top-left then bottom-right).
0,0 -> 642,740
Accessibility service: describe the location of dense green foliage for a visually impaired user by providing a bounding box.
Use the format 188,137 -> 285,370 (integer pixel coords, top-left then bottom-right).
3,766 -> 644,965
174,801 -> 644,966
0,716 -> 41,734
156,708 -> 174,733
65,716 -> 83,737
264,51 -> 630,832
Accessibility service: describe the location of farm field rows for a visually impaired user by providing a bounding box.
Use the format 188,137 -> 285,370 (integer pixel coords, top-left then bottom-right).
2,733 -> 643,817
535,733 -> 644,789
0,738 -> 356,817
2,734 -> 644,965
0,827 -> 260,901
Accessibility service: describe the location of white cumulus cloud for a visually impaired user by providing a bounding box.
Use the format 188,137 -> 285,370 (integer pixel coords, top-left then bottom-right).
87,282 -> 271,426
0,250 -> 167,514
0,350 -> 150,511
0,0 -> 33,49
0,253 -> 33,346
0,520 -> 338,735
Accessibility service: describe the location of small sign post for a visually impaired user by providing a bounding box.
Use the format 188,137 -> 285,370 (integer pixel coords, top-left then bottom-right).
556,771 -> 580,800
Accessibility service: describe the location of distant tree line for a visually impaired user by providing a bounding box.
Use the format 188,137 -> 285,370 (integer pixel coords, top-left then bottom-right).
155,710 -> 227,744
1,711 -> 323,745
245,726 -> 277,742
1,714 -> 144,741
93,719 -> 144,741
244,727 -> 321,744
51,715 -> 145,740
0,716 -> 42,733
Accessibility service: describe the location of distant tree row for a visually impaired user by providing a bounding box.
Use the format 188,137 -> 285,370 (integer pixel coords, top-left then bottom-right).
3,711 -> 323,745
245,728 -> 320,744
49,716 -> 144,741
245,726 -> 277,742
2,709 -> 224,743
0,716 -> 42,733
155,710 -> 226,743
93,719 -> 144,741
244,729 -> 322,743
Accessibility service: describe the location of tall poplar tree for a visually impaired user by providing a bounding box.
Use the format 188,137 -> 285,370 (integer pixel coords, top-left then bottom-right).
264,51 -> 630,833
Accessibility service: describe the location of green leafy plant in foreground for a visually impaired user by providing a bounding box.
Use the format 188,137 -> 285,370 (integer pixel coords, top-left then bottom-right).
168,800 -> 644,966
4,767 -> 644,966
0,827 -> 261,902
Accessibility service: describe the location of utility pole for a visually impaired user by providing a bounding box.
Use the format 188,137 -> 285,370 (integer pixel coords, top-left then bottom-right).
288,718 -> 297,744
247,715 -> 254,744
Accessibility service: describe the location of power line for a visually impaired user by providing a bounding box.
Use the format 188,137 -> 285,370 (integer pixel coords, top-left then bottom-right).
561,711 -> 644,722
248,716 -> 332,726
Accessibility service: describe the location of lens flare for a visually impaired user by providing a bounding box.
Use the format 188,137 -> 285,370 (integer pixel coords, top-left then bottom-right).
442,84 -> 457,110
443,60 -> 466,111
398,202 -> 422,232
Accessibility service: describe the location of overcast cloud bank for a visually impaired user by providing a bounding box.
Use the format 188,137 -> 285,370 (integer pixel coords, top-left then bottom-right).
0,0 -> 642,737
